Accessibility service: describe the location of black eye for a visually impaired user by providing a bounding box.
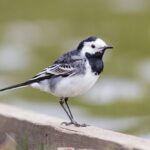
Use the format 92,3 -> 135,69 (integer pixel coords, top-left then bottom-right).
91,44 -> 95,48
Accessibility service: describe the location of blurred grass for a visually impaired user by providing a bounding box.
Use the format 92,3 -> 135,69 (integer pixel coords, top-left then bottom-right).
0,0 -> 150,136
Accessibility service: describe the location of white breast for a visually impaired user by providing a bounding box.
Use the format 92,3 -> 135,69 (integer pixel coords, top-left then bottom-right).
31,62 -> 100,97
52,62 -> 99,97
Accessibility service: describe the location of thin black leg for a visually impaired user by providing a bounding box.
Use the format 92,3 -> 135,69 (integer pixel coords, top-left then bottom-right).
59,98 -> 73,122
59,97 -> 88,127
64,97 -> 74,119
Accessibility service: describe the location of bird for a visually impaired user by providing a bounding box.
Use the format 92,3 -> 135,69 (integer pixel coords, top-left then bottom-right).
0,36 -> 113,127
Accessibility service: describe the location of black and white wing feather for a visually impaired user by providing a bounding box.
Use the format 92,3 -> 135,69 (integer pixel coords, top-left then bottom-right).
32,49 -> 84,80
46,64 -> 76,75
33,64 -> 76,80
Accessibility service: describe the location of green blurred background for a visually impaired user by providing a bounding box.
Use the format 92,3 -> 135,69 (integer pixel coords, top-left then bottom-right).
0,0 -> 150,137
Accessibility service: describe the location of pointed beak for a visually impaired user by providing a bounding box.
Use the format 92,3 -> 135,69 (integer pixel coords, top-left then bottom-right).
105,45 -> 113,49
99,45 -> 113,53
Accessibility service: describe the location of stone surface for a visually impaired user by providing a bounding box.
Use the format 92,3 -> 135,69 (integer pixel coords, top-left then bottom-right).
0,103 -> 150,150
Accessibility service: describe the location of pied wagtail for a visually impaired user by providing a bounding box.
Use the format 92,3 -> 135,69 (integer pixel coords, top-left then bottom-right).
0,36 -> 113,127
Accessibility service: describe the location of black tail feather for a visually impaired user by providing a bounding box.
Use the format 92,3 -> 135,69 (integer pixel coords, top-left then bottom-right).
0,80 -> 33,92
0,75 -> 53,92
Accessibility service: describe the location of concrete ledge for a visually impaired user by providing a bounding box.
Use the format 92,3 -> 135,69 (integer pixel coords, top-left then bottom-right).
0,103 -> 150,150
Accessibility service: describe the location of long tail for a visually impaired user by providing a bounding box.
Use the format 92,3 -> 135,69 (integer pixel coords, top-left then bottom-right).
0,75 -> 52,92
0,80 -> 34,92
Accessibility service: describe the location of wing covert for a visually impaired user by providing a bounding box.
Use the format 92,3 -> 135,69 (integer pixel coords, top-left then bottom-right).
46,64 -> 76,75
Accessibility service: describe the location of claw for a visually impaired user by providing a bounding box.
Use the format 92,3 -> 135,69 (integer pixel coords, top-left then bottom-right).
61,121 -> 88,127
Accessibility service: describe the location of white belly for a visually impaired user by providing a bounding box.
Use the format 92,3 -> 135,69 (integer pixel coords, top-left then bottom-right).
31,73 -> 99,97
31,61 -> 100,97
52,72 -> 99,97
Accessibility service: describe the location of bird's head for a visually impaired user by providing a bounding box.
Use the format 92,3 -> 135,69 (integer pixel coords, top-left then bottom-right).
77,36 -> 113,57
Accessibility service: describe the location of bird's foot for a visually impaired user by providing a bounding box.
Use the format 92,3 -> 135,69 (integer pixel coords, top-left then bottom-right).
61,121 -> 88,127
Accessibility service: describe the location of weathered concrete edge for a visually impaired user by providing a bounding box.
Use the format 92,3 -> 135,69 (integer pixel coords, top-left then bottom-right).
0,103 -> 150,150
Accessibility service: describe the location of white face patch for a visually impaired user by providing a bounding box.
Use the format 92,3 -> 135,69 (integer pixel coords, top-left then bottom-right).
81,38 -> 107,56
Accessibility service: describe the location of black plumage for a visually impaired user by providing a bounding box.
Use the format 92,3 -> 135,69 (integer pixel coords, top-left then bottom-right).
85,52 -> 104,75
